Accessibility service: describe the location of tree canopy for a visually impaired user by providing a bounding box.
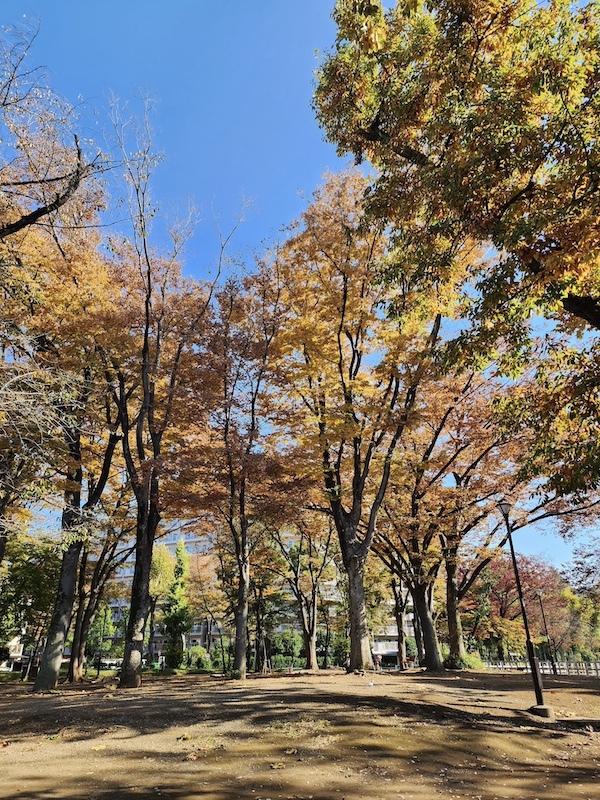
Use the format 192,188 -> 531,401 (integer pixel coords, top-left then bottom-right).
315,0 -> 600,332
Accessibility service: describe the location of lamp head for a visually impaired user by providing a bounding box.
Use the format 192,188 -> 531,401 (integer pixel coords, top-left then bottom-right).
498,500 -> 511,520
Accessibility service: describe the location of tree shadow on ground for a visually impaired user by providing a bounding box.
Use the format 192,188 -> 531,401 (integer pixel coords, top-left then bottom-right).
1,672 -> 599,800
1,672 -> 599,740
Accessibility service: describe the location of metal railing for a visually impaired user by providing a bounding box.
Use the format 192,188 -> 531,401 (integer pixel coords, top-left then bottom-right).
485,660 -> 600,677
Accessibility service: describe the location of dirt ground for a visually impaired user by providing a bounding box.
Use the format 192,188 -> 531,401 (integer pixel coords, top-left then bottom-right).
1,669 -> 599,800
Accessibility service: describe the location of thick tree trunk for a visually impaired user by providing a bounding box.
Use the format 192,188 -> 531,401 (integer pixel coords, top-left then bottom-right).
233,556 -> 250,679
120,498 -> 159,688
34,455 -> 83,692
445,548 -> 466,662
120,550 -> 152,687
301,615 -> 319,671
297,596 -> 319,671
33,540 -> 82,690
411,583 -> 444,671
347,558 -> 374,671
304,629 -> 319,671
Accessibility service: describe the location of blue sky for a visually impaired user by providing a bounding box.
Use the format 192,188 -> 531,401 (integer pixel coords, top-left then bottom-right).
4,1 -> 345,273
2,1 -> 583,570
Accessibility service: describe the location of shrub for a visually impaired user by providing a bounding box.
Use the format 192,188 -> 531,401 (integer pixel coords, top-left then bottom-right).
271,630 -> 302,664
271,654 -> 297,670
186,646 -> 212,671
405,637 -> 418,659
330,633 -> 350,667
443,652 -> 485,670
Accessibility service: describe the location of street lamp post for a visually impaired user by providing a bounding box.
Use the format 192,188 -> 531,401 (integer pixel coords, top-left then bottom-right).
498,501 -> 554,720
536,590 -> 558,676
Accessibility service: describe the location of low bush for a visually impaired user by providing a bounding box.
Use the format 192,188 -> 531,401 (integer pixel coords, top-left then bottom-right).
444,652 -> 485,670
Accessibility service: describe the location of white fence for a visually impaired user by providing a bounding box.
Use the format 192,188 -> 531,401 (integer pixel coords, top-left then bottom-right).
485,660 -> 600,677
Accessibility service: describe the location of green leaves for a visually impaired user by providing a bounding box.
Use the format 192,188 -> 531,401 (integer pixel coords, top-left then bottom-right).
317,0 -> 600,333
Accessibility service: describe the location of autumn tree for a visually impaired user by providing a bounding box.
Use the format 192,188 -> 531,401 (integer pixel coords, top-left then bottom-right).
103,244 -> 210,688
492,340 -> 600,498
98,103 -> 218,689
0,170 -> 125,692
267,511 -> 337,671
0,354 -> 63,567
373,357 -> 600,669
197,271 -> 281,679
463,553 -> 572,661
187,544 -> 231,672
315,1 -> 600,334
274,170 -> 460,670
67,488 -> 137,682
0,28 -> 116,685
0,24 -> 100,241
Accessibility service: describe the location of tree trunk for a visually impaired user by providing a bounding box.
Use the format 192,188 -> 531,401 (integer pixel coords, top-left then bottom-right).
445,547 -> 466,662
68,605 -> 85,682
147,597 -> 158,664
296,595 -> 319,671
34,453 -> 83,692
321,605 -> 331,670
391,579 -> 408,670
497,638 -> 506,661
303,628 -> 319,671
411,583 -> 444,671
33,541 -> 82,690
413,607 -> 424,664
119,498 -> 159,688
73,584 -> 104,682
68,549 -> 88,682
233,556 -> 250,679
120,550 -> 152,687
254,588 -> 267,674
347,558 -> 374,671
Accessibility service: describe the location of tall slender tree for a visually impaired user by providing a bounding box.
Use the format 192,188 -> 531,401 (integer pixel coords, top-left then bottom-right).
274,170 -> 459,669
198,271 -> 281,679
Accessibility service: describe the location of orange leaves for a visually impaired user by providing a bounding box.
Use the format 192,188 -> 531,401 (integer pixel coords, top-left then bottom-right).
270,170 -> 459,548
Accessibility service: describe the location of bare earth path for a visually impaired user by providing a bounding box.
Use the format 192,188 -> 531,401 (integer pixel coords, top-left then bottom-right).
1,670 -> 599,800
